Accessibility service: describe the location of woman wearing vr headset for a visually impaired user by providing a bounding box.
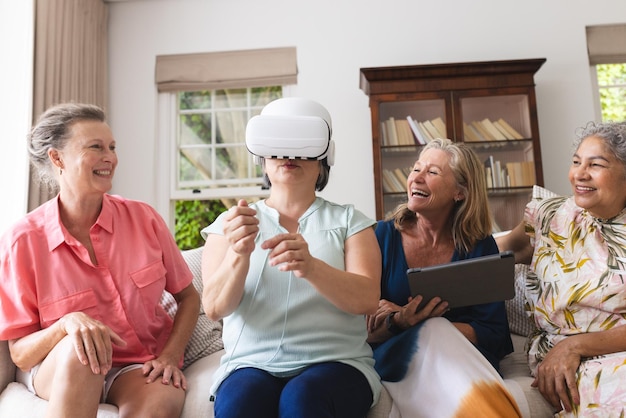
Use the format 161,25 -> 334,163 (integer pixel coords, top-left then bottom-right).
367,138 -> 520,417
201,98 -> 382,417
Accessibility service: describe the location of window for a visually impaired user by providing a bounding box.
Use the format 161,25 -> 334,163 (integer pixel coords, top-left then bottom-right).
171,87 -> 281,249
595,64 -> 626,122
155,47 -> 297,246
586,24 -> 626,122
174,87 -> 282,200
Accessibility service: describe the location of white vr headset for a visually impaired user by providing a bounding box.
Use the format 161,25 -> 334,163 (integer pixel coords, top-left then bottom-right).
245,98 -> 335,166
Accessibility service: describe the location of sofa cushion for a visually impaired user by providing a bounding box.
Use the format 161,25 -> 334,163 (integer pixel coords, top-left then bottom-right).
501,334 -> 554,417
505,264 -> 536,337
0,341 -> 14,393
160,247 -> 223,369
0,382 -> 119,418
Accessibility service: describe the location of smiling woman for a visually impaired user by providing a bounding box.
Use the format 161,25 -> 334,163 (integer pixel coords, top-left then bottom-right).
0,103 -> 201,417
497,121 -> 626,416
367,138 -> 519,417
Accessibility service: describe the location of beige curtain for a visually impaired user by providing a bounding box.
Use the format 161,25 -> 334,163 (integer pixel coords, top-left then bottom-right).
586,24 -> 626,65
28,0 -> 108,211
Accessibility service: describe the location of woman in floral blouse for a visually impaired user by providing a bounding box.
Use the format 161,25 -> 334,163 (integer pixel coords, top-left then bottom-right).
498,121 -> 626,417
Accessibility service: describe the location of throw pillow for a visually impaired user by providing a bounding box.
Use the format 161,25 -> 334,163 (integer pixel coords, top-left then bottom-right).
504,264 -> 535,337
159,247 -> 224,369
503,185 -> 560,337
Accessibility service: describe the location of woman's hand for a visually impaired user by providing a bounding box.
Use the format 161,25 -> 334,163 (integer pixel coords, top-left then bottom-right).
142,354 -> 187,390
366,297 -> 448,342
261,233 -> 316,277
59,312 -> 126,375
223,199 -> 259,255
533,337 -> 581,412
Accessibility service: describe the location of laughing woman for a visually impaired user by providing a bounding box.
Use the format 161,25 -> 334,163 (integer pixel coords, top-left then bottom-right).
368,138 -> 521,417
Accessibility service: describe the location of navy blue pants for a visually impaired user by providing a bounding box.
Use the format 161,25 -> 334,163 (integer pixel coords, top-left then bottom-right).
213,362 -> 373,418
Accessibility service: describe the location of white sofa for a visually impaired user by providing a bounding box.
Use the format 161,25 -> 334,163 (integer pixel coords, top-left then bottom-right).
0,248 -> 551,417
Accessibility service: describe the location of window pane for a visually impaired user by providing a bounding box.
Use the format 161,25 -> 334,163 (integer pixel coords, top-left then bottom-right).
180,113 -> 211,146
179,90 -> 211,110
215,110 -> 246,145
215,89 -> 247,108
179,147 -> 212,182
251,86 -> 282,106
215,144 -> 250,180
596,64 -> 626,122
600,86 -> 626,121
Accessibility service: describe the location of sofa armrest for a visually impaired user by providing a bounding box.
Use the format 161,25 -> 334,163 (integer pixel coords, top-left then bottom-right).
0,340 -> 16,392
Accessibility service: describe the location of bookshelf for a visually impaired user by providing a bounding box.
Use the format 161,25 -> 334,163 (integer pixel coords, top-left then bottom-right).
360,58 -> 546,231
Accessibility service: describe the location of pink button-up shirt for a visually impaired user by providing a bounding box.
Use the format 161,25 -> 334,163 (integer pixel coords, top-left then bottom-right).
0,194 -> 192,366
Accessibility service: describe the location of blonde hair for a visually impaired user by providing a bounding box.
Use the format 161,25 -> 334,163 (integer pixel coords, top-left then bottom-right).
387,138 -> 493,254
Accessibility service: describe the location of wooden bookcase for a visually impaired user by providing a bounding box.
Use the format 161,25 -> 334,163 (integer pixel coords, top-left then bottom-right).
359,58 -> 546,231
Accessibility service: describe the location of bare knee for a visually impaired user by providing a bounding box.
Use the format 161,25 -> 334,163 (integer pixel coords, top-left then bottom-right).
118,394 -> 185,418
110,370 -> 185,418
119,403 -> 184,418
34,336 -> 104,399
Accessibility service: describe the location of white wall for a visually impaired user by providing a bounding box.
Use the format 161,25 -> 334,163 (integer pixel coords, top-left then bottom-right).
0,0 -> 33,235
106,0 -> 626,221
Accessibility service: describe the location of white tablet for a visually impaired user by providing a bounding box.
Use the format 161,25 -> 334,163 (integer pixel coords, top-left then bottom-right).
406,251 -> 515,310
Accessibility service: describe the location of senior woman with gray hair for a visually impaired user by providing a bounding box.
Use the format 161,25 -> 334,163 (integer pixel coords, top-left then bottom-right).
498,121 -> 626,416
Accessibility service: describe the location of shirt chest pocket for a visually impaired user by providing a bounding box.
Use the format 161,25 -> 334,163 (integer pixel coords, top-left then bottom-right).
130,260 -> 167,308
40,289 -> 100,328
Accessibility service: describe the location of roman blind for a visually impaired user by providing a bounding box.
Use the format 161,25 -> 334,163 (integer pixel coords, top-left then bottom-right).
586,24 -> 626,65
155,47 -> 297,92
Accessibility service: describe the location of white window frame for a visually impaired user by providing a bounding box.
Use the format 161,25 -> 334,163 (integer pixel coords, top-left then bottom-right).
156,85 -> 295,229
586,24 -> 626,123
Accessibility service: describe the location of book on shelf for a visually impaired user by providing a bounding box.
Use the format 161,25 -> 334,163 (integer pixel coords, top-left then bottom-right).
472,120 -> 496,141
523,162 -> 532,185
496,118 -> 524,140
406,116 -> 427,145
380,121 -> 388,146
381,169 -> 396,193
418,121 -> 434,142
422,120 -> 443,139
484,155 -> 512,188
463,122 -> 482,142
385,117 -> 399,146
484,155 -> 496,188
503,161 -> 536,186
481,118 -> 507,141
431,117 -> 447,138
394,119 -> 414,146
382,168 -> 407,193
492,120 -> 515,140
393,167 -> 410,191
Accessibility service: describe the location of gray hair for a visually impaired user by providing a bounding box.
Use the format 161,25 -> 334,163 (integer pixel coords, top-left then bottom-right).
573,121 -> 626,173
28,103 -> 106,187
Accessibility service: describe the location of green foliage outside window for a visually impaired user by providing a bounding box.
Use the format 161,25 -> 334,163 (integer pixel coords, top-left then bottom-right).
597,63 -> 626,122
175,199 -> 227,250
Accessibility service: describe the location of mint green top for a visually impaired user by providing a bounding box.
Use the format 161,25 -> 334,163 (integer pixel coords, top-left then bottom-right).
201,197 -> 382,405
